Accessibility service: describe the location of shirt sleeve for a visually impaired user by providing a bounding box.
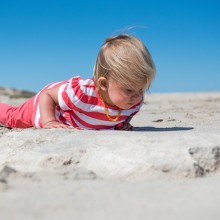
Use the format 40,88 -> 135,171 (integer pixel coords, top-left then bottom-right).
114,100 -> 143,130
58,76 -> 85,111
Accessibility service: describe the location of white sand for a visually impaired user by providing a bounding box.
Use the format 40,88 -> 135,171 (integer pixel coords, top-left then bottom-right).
0,92 -> 220,220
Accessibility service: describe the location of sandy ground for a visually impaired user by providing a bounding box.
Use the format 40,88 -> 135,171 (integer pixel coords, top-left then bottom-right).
0,91 -> 220,220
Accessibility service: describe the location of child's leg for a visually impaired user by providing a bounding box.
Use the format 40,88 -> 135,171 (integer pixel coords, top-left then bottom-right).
0,96 -> 35,128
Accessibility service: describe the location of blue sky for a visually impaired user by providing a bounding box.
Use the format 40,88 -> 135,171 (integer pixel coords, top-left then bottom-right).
0,0 -> 219,93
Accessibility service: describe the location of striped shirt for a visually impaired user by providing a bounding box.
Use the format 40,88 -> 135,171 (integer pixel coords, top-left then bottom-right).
33,76 -> 143,129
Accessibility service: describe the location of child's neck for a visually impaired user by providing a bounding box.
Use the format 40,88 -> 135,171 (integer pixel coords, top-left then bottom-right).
98,89 -> 114,107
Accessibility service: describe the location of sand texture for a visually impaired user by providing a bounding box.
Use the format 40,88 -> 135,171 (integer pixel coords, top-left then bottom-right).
0,88 -> 220,220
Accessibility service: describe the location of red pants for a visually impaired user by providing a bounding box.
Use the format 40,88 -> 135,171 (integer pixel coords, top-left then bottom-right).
0,96 -> 35,128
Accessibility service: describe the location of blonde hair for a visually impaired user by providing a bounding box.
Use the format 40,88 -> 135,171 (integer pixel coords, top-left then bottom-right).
94,34 -> 155,90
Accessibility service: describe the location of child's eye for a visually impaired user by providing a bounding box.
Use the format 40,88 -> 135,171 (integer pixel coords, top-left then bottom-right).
124,88 -> 144,96
125,89 -> 134,95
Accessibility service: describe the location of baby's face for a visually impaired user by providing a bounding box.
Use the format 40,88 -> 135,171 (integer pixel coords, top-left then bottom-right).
106,78 -> 144,109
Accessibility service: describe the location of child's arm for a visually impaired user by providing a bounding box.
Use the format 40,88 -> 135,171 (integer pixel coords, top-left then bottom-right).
39,86 -> 69,128
115,116 -> 134,131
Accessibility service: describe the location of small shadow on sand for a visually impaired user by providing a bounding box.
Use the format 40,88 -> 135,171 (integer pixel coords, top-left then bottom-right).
133,126 -> 194,132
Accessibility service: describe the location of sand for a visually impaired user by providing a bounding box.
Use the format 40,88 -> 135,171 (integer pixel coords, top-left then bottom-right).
0,90 -> 220,220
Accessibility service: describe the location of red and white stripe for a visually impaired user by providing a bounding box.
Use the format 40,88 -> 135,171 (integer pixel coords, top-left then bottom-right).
32,76 -> 142,129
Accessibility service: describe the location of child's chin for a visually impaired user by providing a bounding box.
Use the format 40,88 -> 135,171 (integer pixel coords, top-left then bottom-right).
121,104 -> 134,109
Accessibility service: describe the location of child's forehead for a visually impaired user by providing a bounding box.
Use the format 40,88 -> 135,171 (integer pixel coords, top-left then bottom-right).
115,80 -> 146,90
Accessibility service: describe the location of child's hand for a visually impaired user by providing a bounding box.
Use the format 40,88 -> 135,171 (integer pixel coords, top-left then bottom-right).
115,116 -> 134,131
115,122 -> 133,131
43,120 -> 70,129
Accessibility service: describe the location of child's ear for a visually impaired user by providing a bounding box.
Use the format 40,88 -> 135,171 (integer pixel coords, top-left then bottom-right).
98,77 -> 108,91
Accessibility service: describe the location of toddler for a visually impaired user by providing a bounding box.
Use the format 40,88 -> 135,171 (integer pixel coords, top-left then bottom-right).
0,34 -> 155,130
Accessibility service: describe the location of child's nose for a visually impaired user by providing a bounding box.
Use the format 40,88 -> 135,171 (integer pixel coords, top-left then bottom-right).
132,92 -> 142,99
